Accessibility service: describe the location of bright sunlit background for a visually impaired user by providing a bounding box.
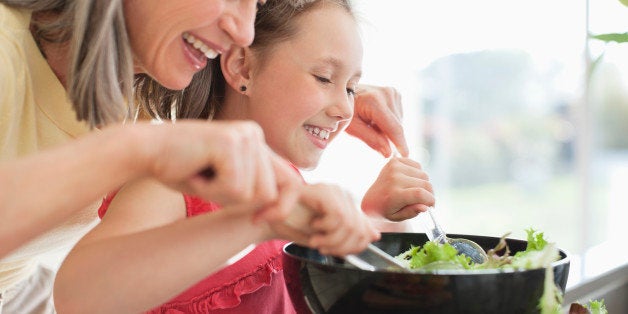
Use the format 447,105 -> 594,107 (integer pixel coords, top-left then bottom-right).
302,0 -> 628,289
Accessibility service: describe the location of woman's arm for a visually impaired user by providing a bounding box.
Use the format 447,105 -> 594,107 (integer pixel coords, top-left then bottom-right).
0,125 -> 147,257
0,120 -> 299,257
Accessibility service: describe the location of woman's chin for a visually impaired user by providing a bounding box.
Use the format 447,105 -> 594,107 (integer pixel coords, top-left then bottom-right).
151,70 -> 194,91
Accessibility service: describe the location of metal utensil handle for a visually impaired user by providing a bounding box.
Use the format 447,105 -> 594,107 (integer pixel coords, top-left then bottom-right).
344,244 -> 410,272
422,207 -> 448,244
364,244 -> 410,270
344,254 -> 377,271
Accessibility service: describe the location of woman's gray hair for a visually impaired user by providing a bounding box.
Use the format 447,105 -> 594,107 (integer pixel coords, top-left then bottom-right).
3,0 -> 219,125
2,0 -> 133,128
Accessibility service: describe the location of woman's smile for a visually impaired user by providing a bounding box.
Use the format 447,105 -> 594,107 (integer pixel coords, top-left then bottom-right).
182,32 -> 221,70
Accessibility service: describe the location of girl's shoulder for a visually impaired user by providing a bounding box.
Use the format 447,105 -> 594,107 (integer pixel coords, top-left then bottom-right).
99,179 -> 187,227
183,194 -> 221,217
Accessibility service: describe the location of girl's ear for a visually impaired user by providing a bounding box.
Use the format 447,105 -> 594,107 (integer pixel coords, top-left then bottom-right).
220,46 -> 253,92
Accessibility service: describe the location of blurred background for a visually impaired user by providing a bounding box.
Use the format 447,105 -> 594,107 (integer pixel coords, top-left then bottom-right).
302,0 -> 628,302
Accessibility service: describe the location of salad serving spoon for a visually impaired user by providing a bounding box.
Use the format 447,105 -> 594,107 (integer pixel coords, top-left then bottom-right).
420,206 -> 488,264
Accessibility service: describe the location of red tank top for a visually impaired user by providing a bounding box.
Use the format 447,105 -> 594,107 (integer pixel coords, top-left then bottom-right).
98,193 -> 309,314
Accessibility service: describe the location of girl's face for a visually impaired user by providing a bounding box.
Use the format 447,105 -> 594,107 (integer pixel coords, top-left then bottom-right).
246,4 -> 363,170
124,0 -> 261,90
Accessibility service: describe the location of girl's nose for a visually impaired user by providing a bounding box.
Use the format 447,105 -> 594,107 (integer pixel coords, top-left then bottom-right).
327,91 -> 354,122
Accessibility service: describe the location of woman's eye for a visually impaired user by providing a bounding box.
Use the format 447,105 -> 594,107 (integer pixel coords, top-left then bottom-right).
346,88 -> 356,96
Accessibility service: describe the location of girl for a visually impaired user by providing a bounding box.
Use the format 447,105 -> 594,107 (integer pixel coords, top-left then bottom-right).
55,0 -> 434,313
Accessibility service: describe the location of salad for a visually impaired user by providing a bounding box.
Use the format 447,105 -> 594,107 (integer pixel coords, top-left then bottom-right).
395,228 -> 559,271
394,229 -> 607,314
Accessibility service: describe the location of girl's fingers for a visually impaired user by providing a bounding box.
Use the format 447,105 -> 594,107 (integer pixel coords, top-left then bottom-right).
387,204 -> 426,221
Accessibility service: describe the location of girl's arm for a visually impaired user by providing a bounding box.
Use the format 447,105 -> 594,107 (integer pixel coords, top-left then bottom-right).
53,179 -> 274,314
54,179 -> 378,314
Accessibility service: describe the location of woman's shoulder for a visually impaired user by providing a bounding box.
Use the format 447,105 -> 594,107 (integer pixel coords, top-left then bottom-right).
0,4 -> 32,57
0,5 -> 32,90
0,4 -> 32,32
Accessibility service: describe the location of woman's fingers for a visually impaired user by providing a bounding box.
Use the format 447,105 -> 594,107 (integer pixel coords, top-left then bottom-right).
148,120 -> 294,212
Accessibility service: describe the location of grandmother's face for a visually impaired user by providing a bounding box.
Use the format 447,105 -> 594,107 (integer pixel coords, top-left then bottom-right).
124,0 -> 262,90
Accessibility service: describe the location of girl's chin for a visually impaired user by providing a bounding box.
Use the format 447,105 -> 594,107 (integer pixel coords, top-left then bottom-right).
291,156 -> 321,171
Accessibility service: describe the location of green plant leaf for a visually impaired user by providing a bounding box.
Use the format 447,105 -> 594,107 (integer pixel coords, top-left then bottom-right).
590,32 -> 628,43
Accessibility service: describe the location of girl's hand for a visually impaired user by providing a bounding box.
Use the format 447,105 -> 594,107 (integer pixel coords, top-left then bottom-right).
299,184 -> 380,256
259,184 -> 380,256
347,84 -> 408,158
362,157 -> 435,221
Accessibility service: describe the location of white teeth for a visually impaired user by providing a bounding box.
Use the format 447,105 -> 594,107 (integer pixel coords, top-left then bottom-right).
319,129 -> 328,139
304,125 -> 330,140
183,32 -> 219,59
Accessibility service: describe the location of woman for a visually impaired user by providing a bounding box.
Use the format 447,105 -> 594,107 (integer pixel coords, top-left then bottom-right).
0,0 -> 406,312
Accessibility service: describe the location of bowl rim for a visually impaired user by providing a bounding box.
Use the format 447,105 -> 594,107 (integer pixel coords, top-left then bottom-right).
282,232 -> 571,276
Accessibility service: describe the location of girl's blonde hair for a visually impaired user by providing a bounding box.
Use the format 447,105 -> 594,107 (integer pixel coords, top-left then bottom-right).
2,0 -> 215,127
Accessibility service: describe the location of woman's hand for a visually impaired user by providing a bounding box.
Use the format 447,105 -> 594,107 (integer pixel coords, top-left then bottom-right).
137,120 -> 301,210
362,157 -> 435,221
347,84 -> 408,157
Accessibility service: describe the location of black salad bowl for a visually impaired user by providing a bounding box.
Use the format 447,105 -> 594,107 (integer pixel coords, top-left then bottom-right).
282,232 -> 570,314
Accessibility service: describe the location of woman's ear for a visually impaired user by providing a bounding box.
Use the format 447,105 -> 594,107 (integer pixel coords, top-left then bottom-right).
220,46 -> 253,93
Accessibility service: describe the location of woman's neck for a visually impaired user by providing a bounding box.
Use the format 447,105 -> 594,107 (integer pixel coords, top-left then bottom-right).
30,13 -> 70,88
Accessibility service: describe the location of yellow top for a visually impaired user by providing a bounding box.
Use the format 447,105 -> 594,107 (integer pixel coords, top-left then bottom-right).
0,4 -> 98,291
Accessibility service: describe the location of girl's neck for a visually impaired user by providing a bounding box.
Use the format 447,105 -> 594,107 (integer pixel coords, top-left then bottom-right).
213,88 -> 250,121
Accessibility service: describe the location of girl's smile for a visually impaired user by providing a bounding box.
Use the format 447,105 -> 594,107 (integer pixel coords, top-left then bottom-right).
304,125 -> 336,149
216,1 -> 362,170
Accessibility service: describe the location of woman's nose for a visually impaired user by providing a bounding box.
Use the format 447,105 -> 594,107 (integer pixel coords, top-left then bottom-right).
221,1 -> 256,48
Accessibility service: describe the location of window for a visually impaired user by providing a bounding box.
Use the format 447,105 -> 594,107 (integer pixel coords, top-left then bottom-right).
303,0 -> 628,287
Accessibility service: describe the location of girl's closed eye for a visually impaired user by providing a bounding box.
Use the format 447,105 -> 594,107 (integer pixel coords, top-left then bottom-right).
314,75 -> 332,84
346,87 -> 356,96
